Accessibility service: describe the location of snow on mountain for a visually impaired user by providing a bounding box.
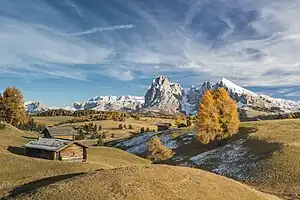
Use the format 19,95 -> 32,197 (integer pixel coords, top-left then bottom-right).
24,101 -> 49,114
26,75 -> 300,115
143,75 -> 184,112
181,78 -> 300,115
73,95 -> 144,111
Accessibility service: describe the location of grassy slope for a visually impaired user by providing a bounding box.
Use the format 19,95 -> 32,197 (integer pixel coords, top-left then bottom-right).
59,117 -> 175,140
32,116 -> 73,126
242,119 -> 300,197
13,165 -> 280,200
0,123 -> 150,198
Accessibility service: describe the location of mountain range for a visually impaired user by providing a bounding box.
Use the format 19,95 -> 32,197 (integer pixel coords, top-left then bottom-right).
25,75 -> 300,115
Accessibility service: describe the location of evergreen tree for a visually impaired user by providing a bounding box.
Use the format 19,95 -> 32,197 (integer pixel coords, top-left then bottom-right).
2,87 -> 27,126
128,124 -> 133,129
140,127 -> 145,133
146,127 -> 150,132
195,90 -> 221,144
98,125 -> 102,131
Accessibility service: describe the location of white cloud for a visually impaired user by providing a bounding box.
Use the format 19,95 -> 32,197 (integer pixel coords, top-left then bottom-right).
65,0 -> 84,17
64,24 -> 135,36
1,0 -> 300,86
101,68 -> 134,81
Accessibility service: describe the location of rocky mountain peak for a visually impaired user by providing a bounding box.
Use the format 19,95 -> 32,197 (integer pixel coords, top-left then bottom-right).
143,75 -> 184,110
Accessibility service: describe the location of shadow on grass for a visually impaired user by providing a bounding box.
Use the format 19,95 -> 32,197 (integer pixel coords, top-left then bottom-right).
7,146 -> 25,156
3,173 -> 86,199
21,136 -> 38,140
170,126 -> 259,159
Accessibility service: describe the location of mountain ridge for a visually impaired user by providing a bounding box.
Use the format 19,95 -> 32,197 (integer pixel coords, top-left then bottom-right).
25,76 -> 300,115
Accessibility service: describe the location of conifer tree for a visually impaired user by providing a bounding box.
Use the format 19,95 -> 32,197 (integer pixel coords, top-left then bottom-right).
146,136 -> 174,162
195,88 -> 240,144
214,88 -> 240,139
2,87 -> 27,126
195,90 -> 221,144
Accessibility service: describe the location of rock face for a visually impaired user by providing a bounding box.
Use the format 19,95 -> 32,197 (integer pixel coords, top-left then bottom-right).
27,75 -> 300,115
73,96 -> 144,111
181,78 -> 300,115
143,75 -> 184,112
24,101 -> 50,114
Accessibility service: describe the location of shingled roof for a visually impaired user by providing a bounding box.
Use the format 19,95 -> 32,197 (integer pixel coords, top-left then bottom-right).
25,138 -> 87,152
43,126 -> 78,136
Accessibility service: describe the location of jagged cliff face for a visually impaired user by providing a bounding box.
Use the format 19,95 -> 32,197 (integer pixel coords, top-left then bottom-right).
181,78 -> 300,115
24,101 -> 49,114
27,75 -> 300,115
73,96 -> 145,111
143,75 -> 184,111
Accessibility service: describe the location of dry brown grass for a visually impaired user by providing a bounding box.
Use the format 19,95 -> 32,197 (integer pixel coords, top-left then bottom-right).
32,116 -> 73,126
240,119 -> 300,198
0,123 -> 150,198
12,165 -> 281,200
60,117 -> 176,141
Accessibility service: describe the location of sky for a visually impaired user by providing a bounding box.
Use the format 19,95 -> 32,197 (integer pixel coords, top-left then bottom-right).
1,0 -> 300,107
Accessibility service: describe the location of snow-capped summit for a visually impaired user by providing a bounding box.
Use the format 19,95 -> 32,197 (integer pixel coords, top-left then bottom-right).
216,78 -> 256,96
73,95 -> 145,111
180,78 -> 300,115
24,101 -> 50,114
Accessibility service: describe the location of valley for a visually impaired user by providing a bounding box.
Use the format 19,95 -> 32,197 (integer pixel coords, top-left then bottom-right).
0,121 -> 282,200
2,76 -> 300,200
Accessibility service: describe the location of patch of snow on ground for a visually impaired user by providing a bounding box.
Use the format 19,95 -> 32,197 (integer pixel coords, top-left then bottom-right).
160,135 -> 178,149
115,132 -> 156,154
178,132 -> 195,144
190,139 -> 258,181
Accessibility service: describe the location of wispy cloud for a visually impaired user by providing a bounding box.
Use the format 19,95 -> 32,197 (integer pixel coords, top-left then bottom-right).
1,0 -> 300,87
64,24 -> 135,36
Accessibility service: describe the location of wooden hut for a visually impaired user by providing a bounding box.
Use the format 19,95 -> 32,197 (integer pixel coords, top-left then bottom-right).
24,138 -> 88,162
156,123 -> 172,132
41,126 -> 78,141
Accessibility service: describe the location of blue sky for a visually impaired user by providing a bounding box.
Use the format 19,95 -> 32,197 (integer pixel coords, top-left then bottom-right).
1,0 -> 300,107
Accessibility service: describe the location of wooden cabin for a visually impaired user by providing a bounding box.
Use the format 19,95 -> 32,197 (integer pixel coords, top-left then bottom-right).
156,123 -> 172,132
24,138 -> 88,162
41,127 -> 78,141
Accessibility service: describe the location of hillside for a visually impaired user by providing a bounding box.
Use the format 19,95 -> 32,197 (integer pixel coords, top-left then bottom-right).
10,165 -> 280,200
0,123 -> 150,198
108,119 -> 300,199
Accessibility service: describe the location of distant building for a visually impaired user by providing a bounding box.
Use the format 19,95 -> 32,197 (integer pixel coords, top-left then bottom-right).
156,123 -> 172,132
41,126 -> 78,141
24,138 -> 88,162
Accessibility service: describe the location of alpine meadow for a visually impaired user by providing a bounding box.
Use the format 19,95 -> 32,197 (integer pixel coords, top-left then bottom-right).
1,0 -> 300,199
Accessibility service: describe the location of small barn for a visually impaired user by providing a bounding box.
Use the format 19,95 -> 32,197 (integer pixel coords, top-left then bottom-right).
156,123 -> 172,132
41,126 -> 78,141
24,138 -> 88,162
